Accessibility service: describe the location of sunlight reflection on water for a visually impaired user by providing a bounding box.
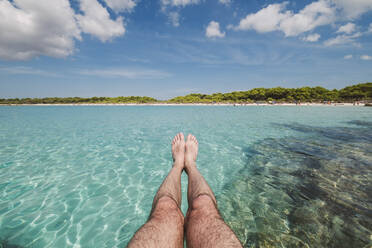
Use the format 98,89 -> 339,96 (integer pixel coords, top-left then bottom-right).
0,106 -> 371,247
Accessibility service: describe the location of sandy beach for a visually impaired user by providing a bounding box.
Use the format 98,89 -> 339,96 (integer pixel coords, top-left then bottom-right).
0,102 -> 367,106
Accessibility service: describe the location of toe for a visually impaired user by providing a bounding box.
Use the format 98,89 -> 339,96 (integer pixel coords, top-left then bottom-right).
180,132 -> 184,141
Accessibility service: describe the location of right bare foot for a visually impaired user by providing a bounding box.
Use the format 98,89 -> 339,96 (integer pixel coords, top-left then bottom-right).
172,133 -> 185,168
185,134 -> 198,172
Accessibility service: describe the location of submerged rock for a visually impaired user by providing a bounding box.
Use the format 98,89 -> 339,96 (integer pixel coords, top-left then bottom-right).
0,240 -> 24,248
218,122 -> 372,248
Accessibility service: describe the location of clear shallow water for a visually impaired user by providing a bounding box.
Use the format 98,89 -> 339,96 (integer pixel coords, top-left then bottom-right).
0,106 -> 371,247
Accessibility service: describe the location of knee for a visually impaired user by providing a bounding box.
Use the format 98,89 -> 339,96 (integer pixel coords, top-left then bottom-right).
191,195 -> 217,211
151,196 -> 184,225
189,195 -> 219,218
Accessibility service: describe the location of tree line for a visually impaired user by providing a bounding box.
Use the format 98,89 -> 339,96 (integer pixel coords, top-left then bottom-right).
0,83 -> 371,104
169,83 -> 371,103
0,96 -> 157,104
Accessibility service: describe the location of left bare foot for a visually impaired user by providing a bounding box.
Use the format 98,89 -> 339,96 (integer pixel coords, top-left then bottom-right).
172,133 -> 185,167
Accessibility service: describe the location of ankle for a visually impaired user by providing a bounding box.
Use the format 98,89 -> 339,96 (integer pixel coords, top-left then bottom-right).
173,160 -> 184,169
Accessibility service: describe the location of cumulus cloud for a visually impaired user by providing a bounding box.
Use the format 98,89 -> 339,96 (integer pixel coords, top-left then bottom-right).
236,3 -> 289,33
206,21 -> 225,38
344,54 -> 352,59
0,0 -> 80,60
0,0 -> 128,61
336,23 -> 356,34
234,0 -> 372,45
280,1 -> 335,36
104,0 -> 136,12
360,55 -> 372,60
235,1 -> 335,37
77,0 -> 125,42
302,33 -> 321,42
324,32 -> 362,46
331,0 -> 372,19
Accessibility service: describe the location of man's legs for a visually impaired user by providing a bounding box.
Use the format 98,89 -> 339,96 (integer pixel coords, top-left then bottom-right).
184,134 -> 242,248
127,133 -> 185,248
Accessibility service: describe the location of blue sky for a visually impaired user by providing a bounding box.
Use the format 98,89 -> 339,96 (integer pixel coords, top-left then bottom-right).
0,0 -> 372,99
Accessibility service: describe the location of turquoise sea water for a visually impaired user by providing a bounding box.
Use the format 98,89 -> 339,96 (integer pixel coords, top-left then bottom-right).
0,106 -> 371,247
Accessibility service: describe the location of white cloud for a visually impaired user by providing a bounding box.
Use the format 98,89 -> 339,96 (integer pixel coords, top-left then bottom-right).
234,0 -> 372,45
324,32 -> 362,46
360,55 -> 372,60
336,23 -> 356,34
0,0 -> 129,60
206,21 -> 225,38
161,0 -> 200,7
302,33 -> 321,42
160,0 -> 201,27
77,0 -> 125,42
168,11 -> 180,27
280,1 -> 335,36
104,0 -> 136,12
344,54 -> 352,59
236,3 -> 289,33
331,0 -> 372,19
79,68 -> 172,79
0,0 -> 80,60
219,0 -> 231,5
235,1 -> 335,37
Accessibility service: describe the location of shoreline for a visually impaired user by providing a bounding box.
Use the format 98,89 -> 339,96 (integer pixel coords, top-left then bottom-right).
0,103 -> 367,106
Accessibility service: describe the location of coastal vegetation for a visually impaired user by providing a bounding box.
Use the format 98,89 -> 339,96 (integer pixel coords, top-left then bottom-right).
168,83 -> 372,103
0,83 -> 371,104
0,96 -> 157,105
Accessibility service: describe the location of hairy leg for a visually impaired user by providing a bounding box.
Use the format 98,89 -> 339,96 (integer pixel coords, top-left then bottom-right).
184,134 -> 242,248
127,133 -> 185,248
